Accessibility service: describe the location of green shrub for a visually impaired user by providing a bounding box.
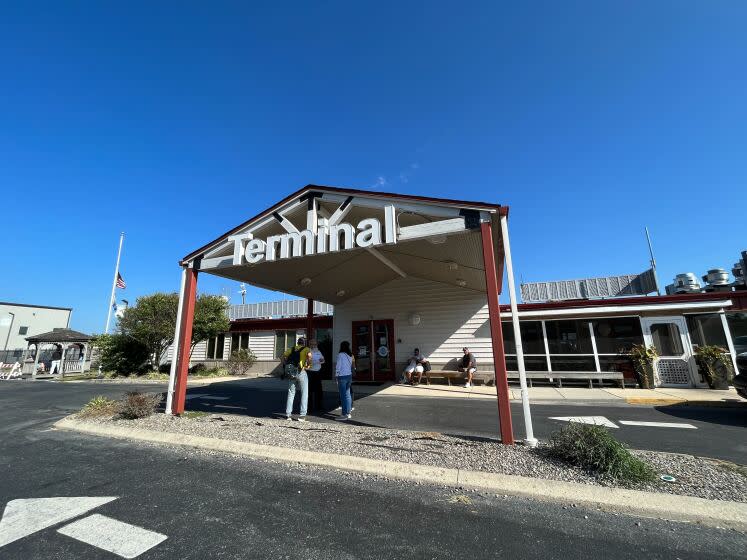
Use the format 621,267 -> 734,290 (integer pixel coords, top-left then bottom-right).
119,391 -> 163,419
79,396 -> 119,418
189,363 -> 206,374
549,422 -> 656,483
93,334 -> 150,376
226,348 -> 257,376
694,345 -> 733,388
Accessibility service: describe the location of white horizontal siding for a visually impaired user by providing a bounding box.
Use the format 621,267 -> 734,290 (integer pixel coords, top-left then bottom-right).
191,340 -> 208,361
333,277 -> 494,367
248,331 -> 275,361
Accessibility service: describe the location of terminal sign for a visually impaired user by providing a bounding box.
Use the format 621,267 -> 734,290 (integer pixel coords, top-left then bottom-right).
231,214 -> 396,266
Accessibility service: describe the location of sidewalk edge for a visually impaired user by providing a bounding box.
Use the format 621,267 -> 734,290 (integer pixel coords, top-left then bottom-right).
54,416 -> 747,531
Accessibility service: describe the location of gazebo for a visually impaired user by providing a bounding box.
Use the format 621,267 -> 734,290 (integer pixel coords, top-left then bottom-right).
24,328 -> 93,378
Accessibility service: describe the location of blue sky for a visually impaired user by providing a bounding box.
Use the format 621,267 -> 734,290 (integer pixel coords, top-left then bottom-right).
1,2 -> 745,334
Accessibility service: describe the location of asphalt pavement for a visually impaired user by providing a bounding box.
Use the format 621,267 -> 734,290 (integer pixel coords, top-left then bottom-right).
180,378 -> 746,463
0,380 -> 745,559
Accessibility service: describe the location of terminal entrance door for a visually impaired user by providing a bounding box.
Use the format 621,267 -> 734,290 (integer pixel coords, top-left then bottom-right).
352,319 -> 395,382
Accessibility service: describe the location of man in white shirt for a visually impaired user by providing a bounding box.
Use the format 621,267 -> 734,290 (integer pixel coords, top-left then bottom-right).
403,348 -> 429,385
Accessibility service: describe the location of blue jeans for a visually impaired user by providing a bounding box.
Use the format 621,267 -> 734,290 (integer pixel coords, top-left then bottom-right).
285,371 -> 308,417
337,375 -> 353,415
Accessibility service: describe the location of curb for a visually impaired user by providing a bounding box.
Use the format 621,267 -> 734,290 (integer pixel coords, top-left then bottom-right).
54,417 -> 747,531
625,397 -> 746,408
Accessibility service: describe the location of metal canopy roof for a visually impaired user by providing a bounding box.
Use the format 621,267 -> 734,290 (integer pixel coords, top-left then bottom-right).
181,185 -> 507,304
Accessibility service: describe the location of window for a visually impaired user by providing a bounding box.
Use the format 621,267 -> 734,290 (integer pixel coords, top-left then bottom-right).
18,326 -> 28,335
550,356 -> 596,371
501,321 -> 545,354
599,356 -> 635,376
500,316 -> 644,378
274,330 -> 297,359
231,333 -> 250,352
649,323 -> 684,355
545,320 -> 593,354
592,318 -> 642,354
505,355 -> 548,372
206,334 -> 225,360
727,313 -> 747,354
686,314 -> 728,349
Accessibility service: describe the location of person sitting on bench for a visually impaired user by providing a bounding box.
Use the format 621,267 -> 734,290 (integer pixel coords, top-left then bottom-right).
458,347 -> 477,387
402,348 -> 429,385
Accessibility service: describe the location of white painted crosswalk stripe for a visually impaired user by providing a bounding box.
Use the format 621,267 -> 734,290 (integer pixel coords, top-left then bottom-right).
619,421 -> 697,429
0,496 -> 118,548
549,416 -> 618,428
58,514 -> 167,559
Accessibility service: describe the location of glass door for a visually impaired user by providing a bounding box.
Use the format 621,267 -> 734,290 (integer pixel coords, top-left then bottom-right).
352,321 -> 373,381
351,319 -> 395,381
641,317 -> 698,387
372,319 -> 395,382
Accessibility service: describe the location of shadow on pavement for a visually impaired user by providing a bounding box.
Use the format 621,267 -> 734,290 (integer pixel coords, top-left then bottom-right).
178,376 -> 391,420
653,403 -> 747,427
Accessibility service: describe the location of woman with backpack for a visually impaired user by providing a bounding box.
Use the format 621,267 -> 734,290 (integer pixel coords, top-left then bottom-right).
282,337 -> 310,422
335,340 -> 355,421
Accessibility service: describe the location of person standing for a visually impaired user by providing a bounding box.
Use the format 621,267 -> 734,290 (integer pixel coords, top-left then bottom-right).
50,345 -> 63,375
282,337 -> 310,422
306,338 -> 325,413
458,347 -> 477,387
335,340 -> 354,420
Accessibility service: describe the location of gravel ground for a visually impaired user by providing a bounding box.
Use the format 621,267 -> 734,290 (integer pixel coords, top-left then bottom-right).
78,411 -> 747,503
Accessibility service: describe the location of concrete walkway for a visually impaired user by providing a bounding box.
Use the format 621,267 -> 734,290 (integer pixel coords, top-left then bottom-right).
337,381 -> 744,405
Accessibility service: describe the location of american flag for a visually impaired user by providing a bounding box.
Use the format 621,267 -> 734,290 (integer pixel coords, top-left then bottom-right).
116,273 -> 126,289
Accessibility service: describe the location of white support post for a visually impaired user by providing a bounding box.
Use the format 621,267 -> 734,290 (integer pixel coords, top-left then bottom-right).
719,311 -> 739,379
307,197 -> 318,232
166,268 -> 188,414
31,344 -> 40,379
500,214 -> 537,447
59,345 -> 67,379
589,322 -> 601,372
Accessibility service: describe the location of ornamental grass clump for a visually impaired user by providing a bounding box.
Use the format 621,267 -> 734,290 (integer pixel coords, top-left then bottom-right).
78,395 -> 119,418
119,391 -> 163,419
549,422 -> 656,484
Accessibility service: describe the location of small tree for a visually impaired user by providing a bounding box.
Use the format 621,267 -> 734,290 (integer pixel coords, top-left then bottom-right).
93,333 -> 150,376
191,295 -> 231,355
118,293 -> 179,369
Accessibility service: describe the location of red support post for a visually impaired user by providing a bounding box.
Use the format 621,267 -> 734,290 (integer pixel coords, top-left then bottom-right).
172,268 -> 198,415
306,298 -> 314,341
480,221 -> 514,444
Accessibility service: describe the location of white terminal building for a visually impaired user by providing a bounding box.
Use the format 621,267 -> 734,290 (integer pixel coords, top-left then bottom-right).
164,185 -> 746,445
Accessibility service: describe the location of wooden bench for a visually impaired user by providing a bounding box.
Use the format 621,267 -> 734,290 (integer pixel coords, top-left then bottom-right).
425,370 -> 494,386
418,369 -> 625,389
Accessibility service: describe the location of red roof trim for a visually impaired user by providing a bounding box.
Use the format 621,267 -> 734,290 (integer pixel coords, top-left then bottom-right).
181,184 -> 504,264
230,315 -> 333,332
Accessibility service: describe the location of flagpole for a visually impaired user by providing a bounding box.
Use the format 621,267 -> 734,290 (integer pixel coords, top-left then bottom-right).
104,232 -> 125,334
